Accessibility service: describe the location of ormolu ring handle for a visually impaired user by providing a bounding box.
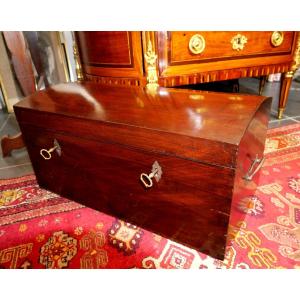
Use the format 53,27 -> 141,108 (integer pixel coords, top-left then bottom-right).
40,146 -> 57,160
189,34 -> 205,54
271,31 -> 284,47
140,173 -> 154,188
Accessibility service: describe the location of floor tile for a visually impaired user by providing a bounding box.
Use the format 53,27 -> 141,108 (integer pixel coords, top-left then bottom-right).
0,134 -> 31,168
268,118 -> 298,129
0,111 -> 10,132
293,116 -> 300,122
0,144 -> 32,169
0,112 -> 32,177
239,78 -> 282,112
279,98 -> 300,118
240,78 -> 300,120
0,113 -> 20,136
0,163 -> 34,179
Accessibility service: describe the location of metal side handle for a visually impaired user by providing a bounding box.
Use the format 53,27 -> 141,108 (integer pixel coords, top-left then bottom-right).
243,155 -> 265,181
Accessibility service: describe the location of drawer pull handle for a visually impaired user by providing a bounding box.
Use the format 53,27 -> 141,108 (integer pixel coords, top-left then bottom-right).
189,34 -> 206,55
271,31 -> 284,47
243,155 -> 265,181
140,161 -> 162,188
40,139 -> 61,160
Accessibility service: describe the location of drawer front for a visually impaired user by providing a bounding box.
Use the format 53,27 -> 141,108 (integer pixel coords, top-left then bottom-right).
21,124 -> 235,259
169,31 -> 294,65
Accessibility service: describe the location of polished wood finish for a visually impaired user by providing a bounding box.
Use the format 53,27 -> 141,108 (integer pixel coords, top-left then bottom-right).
1,133 -> 24,157
279,73 -> 293,118
20,125 -> 233,258
84,74 -> 140,87
168,32 -> 294,63
76,32 -> 144,81
75,31 -> 299,118
231,96 -> 270,226
13,82 -> 270,167
14,82 -> 271,259
157,31 -> 297,84
78,32 -> 133,65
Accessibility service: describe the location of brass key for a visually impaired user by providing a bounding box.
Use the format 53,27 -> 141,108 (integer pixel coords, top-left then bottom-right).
40,139 -> 61,160
140,161 -> 162,188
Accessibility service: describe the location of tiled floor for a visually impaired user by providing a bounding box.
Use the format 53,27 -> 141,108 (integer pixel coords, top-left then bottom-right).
0,112 -> 34,179
239,77 -> 300,128
0,78 -> 299,179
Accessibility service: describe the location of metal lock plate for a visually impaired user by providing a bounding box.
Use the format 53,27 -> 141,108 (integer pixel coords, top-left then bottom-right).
152,160 -> 162,182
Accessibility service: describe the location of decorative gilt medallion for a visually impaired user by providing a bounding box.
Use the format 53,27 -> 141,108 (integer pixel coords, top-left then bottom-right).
144,40 -> 159,89
73,42 -> 83,81
271,31 -> 284,47
231,34 -> 248,51
189,34 -> 206,54
292,33 -> 300,71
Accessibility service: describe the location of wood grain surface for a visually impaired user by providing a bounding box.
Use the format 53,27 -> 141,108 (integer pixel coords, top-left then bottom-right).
14,82 -> 271,259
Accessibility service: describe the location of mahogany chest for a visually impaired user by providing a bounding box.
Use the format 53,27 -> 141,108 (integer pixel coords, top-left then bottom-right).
14,82 -> 271,259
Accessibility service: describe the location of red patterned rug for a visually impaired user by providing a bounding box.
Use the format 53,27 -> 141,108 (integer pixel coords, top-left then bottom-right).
1,124 -> 300,269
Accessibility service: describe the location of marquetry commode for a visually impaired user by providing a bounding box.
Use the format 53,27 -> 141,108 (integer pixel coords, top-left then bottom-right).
75,31 -> 300,118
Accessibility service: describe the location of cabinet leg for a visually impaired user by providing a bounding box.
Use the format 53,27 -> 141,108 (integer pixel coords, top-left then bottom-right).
259,75 -> 267,95
278,72 -> 293,119
1,133 -> 25,157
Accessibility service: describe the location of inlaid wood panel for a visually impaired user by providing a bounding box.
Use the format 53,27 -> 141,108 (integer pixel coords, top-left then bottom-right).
85,74 -> 141,87
158,63 -> 291,87
75,31 -> 143,79
169,31 -> 294,65
77,31 -> 132,66
73,31 -> 299,118
157,31 -> 297,84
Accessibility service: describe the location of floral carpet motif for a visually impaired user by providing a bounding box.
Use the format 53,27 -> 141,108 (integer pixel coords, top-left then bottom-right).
0,124 -> 300,269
